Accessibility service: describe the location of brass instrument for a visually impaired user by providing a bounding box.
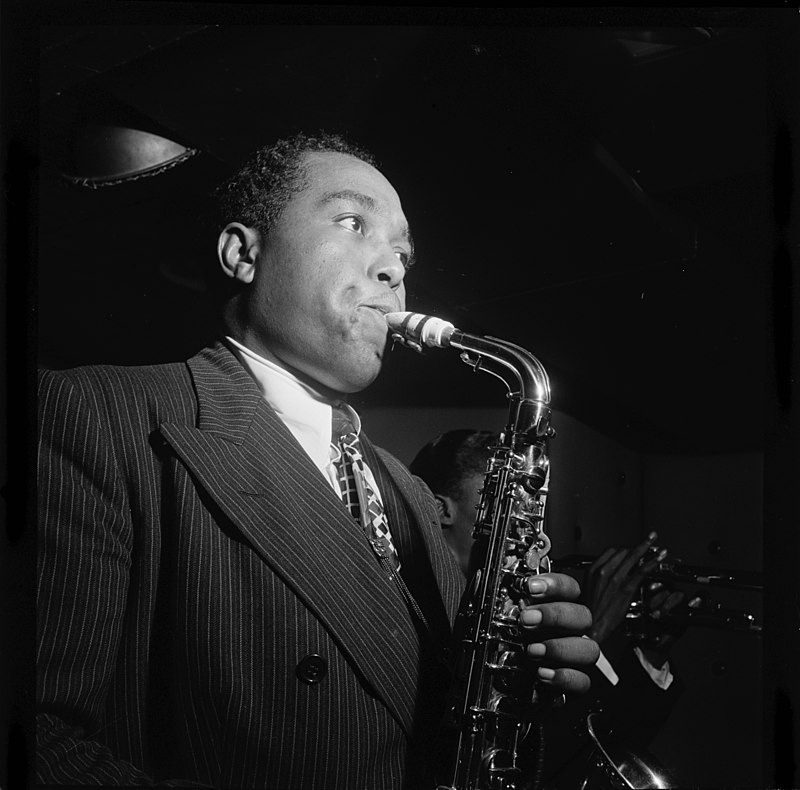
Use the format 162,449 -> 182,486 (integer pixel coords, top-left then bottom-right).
572,713 -> 678,790
556,554 -> 763,635
387,311 -> 555,790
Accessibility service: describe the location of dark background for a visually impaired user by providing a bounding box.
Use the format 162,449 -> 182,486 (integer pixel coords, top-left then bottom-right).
28,11 -> 795,456
3,5 -> 799,788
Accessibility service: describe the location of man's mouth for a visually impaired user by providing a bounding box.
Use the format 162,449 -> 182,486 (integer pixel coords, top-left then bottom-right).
360,294 -> 401,316
356,305 -> 400,346
358,305 -> 393,330
363,305 -> 390,317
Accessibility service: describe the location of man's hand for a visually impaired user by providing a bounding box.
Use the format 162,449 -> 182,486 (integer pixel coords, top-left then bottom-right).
517,572 -> 599,694
582,532 -> 672,647
632,580 -> 693,668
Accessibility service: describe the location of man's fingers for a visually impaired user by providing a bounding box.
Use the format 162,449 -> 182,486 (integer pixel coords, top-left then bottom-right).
647,588 -> 670,611
595,549 -> 628,581
535,666 -> 593,695
526,635 -> 600,666
634,531 -> 659,559
519,572 -> 581,602
519,602 -> 593,633
639,546 -> 668,577
662,590 -> 685,613
620,531 -> 658,577
589,547 -> 617,573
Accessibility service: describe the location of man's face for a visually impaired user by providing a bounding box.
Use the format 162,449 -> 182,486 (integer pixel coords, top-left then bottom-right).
453,473 -> 484,537
444,472 -> 485,577
239,151 -> 410,395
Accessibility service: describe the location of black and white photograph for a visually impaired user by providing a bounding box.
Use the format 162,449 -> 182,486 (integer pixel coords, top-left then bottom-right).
3,6 -> 798,789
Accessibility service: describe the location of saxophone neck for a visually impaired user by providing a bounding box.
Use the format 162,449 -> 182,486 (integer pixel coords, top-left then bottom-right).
451,330 -> 551,406
384,311 -> 553,440
452,331 -> 554,442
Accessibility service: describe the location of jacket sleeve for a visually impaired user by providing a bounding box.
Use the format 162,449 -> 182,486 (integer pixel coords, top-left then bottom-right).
597,639 -> 684,749
36,369 -> 196,786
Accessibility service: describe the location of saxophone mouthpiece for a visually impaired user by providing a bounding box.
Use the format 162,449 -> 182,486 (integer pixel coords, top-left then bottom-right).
385,311 -> 456,350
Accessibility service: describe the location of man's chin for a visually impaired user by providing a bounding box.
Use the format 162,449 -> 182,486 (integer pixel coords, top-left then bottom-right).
331,336 -> 391,393
306,355 -> 384,398
333,365 -> 383,396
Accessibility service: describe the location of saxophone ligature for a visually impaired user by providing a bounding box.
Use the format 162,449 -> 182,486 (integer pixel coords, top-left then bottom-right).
386,311 -> 556,790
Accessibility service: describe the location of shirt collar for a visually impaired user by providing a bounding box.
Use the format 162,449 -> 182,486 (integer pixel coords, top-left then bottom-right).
224,336 -> 361,470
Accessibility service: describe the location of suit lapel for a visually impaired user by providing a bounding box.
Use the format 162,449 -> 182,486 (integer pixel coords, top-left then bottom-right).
158,343 -> 422,734
367,440 -> 464,627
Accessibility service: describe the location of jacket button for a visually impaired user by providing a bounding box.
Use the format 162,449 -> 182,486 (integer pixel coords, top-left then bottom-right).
296,654 -> 327,685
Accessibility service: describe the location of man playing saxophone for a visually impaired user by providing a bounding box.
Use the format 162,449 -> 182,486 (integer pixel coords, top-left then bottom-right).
36,132 -> 600,788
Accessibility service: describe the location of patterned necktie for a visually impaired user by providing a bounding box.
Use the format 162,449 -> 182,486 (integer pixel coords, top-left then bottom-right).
333,413 -> 401,573
332,409 -> 433,633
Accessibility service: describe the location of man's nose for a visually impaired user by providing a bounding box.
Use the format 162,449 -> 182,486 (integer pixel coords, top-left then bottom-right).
368,247 -> 406,290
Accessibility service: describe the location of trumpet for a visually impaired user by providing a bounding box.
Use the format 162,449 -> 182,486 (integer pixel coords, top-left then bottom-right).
627,589 -> 762,635
555,553 -> 763,634
556,552 -> 763,591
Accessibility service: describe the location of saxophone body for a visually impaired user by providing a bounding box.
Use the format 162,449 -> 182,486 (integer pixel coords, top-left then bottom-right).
386,312 -> 555,790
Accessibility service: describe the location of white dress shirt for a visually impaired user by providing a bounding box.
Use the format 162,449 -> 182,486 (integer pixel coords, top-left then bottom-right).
225,336 -> 367,498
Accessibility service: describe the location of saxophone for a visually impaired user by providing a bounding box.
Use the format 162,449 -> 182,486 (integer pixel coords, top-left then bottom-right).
386,311 -> 555,790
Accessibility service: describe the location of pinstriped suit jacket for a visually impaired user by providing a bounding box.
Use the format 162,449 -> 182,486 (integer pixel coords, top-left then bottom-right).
37,341 -> 465,789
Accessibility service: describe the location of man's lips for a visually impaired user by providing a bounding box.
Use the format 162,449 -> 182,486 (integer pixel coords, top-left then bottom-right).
360,298 -> 401,315
357,303 -> 401,348
358,305 -> 394,331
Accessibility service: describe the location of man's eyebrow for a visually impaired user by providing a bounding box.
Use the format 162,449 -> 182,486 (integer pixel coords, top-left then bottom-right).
317,189 -> 378,213
319,189 -> 413,247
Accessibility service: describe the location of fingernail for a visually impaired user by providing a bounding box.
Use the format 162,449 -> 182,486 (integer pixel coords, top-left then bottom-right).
656,548 -> 668,561
520,608 -> 543,627
647,531 -> 657,541
526,578 -> 547,595
538,667 -> 556,681
528,643 -> 546,658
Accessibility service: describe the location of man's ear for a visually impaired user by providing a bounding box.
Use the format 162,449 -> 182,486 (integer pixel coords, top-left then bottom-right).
436,494 -> 456,527
217,223 -> 261,284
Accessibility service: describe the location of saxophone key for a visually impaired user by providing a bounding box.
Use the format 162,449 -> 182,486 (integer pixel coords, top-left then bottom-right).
524,534 -> 552,569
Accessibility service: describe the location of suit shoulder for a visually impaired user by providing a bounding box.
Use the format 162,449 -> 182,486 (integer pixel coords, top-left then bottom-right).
40,359 -> 189,390
38,360 -> 195,423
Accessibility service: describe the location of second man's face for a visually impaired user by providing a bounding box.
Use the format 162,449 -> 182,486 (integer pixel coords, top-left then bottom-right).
241,151 -> 411,396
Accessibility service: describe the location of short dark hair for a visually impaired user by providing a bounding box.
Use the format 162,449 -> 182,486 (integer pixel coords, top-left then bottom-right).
212,131 -> 379,238
409,430 -> 497,498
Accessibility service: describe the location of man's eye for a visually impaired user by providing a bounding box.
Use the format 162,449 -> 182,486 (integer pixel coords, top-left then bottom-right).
395,250 -> 409,268
337,216 -> 363,233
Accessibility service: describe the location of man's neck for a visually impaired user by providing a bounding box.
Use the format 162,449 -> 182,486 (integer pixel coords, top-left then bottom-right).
225,331 -> 347,404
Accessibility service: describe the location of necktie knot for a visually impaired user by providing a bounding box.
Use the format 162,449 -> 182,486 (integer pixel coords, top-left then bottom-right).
338,430 -> 360,456
331,408 -> 357,442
